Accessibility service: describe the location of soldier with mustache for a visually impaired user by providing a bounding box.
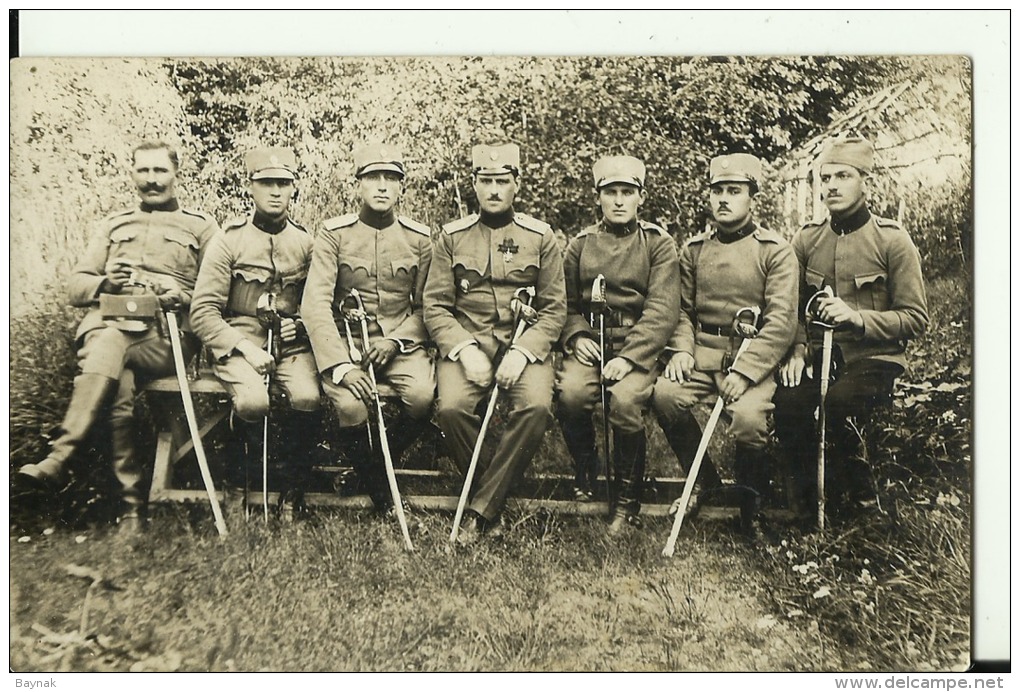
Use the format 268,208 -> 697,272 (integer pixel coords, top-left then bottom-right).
652,153 -> 798,540
424,143 -> 567,543
774,137 -> 928,521
14,141 -> 218,534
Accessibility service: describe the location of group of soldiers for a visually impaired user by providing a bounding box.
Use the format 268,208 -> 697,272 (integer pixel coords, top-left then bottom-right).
13,136 -> 928,544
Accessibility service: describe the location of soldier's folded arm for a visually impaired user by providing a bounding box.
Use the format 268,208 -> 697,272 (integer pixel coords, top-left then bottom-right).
384,232 -> 433,353
560,234 -> 597,353
67,219 -> 121,306
301,228 -> 352,374
857,229 -> 929,343
618,232 -> 681,372
730,241 -> 799,385
514,229 -> 567,361
189,234 -> 251,361
422,230 -> 478,358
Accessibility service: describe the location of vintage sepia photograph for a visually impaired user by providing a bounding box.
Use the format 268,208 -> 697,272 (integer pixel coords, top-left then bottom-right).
7,10 -> 1004,678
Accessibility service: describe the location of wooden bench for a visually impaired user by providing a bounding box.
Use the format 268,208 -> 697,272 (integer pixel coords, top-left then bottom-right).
141,367 -> 782,520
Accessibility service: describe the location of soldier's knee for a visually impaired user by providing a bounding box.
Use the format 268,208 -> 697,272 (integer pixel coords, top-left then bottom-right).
651,380 -> 691,420
232,388 -> 270,422
403,388 -> 436,421
286,383 -> 322,413
556,386 -> 593,418
729,411 -> 769,448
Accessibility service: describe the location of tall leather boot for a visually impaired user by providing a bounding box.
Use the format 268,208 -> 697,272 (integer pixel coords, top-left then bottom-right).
342,424 -> 391,511
17,373 -> 118,487
276,409 -> 323,521
657,408 -> 723,508
383,408 -> 432,468
608,429 -> 647,534
735,443 -> 770,540
559,414 -> 600,501
109,416 -> 145,535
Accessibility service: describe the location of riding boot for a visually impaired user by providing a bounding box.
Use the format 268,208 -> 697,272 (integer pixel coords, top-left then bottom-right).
109,416 -> 145,532
16,373 -> 118,487
277,409 -> 322,521
657,408 -> 723,506
608,428 -> 646,534
735,443 -> 770,539
342,425 -> 391,511
383,408 -> 432,467
559,414 -> 599,501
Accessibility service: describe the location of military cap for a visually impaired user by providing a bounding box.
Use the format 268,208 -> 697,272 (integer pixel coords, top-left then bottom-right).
592,155 -> 646,189
246,147 -> 298,180
818,136 -> 874,173
472,143 -> 521,175
709,153 -> 762,188
354,143 -> 405,178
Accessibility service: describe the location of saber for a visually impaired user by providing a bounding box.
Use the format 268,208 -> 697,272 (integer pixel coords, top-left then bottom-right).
806,286 -> 836,532
165,311 -> 228,537
349,288 -> 413,552
256,292 -> 280,524
590,274 -> 611,501
342,298 -> 373,453
450,286 -> 537,544
663,305 -> 761,557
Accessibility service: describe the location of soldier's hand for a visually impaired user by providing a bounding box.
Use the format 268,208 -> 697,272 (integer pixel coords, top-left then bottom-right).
102,261 -> 134,293
495,348 -> 528,389
720,371 -> 752,405
237,340 -> 276,377
664,352 -> 695,382
602,356 -> 635,382
278,317 -> 299,343
572,337 -> 602,367
459,344 -> 493,387
341,368 -> 376,402
779,348 -> 807,388
364,339 -> 400,371
157,288 -> 183,311
819,296 -> 864,330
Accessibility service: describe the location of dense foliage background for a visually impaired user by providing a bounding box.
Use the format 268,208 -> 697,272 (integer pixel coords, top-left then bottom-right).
9,55 -> 973,671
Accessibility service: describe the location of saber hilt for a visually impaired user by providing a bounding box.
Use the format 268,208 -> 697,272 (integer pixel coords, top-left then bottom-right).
805,285 -> 837,330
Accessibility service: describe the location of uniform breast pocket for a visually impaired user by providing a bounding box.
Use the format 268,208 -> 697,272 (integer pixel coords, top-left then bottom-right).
453,255 -> 488,294
155,227 -> 200,275
228,264 -> 272,315
388,255 -> 419,289
338,253 -> 374,284
854,272 -> 889,312
106,226 -> 141,268
506,249 -> 540,286
805,268 -> 827,291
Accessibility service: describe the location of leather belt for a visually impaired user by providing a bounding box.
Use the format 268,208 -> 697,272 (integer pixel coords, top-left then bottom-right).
698,323 -> 731,337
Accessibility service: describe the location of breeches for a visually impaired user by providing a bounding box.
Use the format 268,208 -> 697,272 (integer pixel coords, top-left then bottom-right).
652,369 -> 776,448
555,355 -> 660,433
214,345 -> 321,422
322,348 -> 436,428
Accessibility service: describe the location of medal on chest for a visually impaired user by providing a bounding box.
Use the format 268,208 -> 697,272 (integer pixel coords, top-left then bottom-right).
497,238 -> 519,264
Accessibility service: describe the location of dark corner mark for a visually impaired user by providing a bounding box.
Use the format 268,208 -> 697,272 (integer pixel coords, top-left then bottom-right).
10,9 -> 18,60
968,660 -> 1010,673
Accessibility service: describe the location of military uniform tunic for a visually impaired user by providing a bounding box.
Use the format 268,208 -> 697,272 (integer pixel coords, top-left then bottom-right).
70,203 -> 218,417
302,211 -> 436,426
557,219 -> 681,433
190,214 -> 320,421
423,210 -> 567,521
652,221 -> 799,448
773,208 -> 929,503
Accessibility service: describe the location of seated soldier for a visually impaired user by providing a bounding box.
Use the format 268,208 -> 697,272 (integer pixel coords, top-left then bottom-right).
302,143 -> 435,514
190,147 -> 322,520
774,137 -> 928,521
652,153 -> 798,539
14,141 -> 217,535
556,155 -> 681,535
